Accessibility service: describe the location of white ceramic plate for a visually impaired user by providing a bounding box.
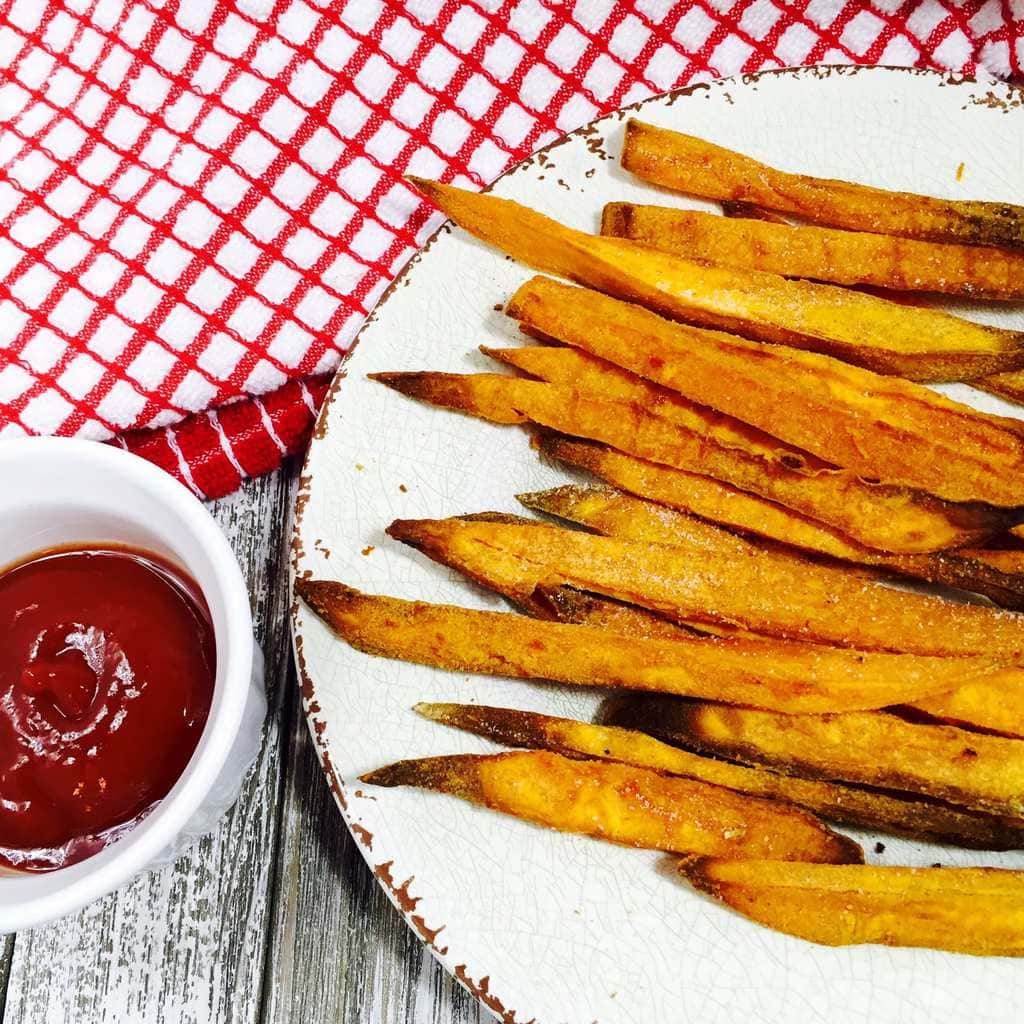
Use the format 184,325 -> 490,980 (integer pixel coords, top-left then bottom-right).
292,67 -> 1024,1024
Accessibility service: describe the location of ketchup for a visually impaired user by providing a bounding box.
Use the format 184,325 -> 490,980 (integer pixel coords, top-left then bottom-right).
0,547 -> 215,871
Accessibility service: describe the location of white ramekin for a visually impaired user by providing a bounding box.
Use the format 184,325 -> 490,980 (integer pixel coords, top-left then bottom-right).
0,438 -> 266,933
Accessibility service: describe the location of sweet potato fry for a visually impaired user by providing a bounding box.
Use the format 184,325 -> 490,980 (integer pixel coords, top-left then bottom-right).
519,482 -> 846,563
507,528 -> 1024,737
481,342 -> 823,472
632,698 -> 1024,817
679,859 -> 1024,956
371,371 -> 1008,553
414,516 -> 709,636
480,350 -> 986,554
456,533 -> 751,641
538,436 -> 1024,607
503,350 -> 1023,600
507,276 -> 1024,508
416,703 -> 1024,849
360,750 -> 861,862
448,517 -> 706,636
385,515 -> 1024,660
297,580 -> 987,714
601,203 -> 1024,300
537,435 -> 868,557
519,485 -> 802,586
519,480 -> 1024,611
620,119 -> 1024,251
409,177 -> 1024,381
521,550 -> 1024,738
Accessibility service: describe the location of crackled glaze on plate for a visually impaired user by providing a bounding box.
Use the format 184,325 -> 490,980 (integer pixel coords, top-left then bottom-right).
292,67 -> 1024,1024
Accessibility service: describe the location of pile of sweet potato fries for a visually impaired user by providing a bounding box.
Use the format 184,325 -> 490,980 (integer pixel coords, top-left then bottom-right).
299,122 -> 1024,957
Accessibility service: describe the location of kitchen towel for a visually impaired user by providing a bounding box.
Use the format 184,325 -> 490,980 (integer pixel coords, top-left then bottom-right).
1,0 -> 1020,497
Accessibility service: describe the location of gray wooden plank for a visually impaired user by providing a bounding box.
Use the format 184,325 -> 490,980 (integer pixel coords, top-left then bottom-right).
2,466 -> 297,1024
0,936 -> 13,1020
261,674 -> 496,1024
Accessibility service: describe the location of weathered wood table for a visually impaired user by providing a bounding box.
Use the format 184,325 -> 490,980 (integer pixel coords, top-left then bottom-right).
0,465 -> 495,1024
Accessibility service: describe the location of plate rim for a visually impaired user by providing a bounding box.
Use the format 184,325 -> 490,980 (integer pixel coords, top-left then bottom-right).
289,63 -> 1024,1024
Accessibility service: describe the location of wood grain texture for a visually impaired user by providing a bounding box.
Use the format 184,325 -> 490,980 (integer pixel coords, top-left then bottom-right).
1,468 -> 295,1024
0,936 -> 12,1020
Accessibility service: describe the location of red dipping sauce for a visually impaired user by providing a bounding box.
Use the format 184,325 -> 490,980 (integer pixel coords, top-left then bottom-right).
0,547 -> 215,871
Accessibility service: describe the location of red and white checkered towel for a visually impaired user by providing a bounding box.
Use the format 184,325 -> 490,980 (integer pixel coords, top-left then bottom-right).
1,1 -> 1020,498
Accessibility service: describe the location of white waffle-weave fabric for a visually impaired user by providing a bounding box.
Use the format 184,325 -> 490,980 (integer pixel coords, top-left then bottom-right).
0,0 -> 1020,496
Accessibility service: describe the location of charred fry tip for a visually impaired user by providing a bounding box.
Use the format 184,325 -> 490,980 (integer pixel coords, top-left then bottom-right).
515,486 -> 569,512
414,701 -> 551,748
516,484 -> 614,515
384,517 -> 433,546
385,516 -> 470,559
404,174 -> 440,198
504,275 -> 550,319
369,371 -> 498,416
676,854 -> 718,892
414,700 -> 511,733
600,202 -> 633,237
360,753 -> 484,797
620,120 -> 648,168
532,431 -> 595,460
936,501 -> 1024,543
358,760 -> 412,787
366,370 -> 434,397
295,578 -> 363,621
412,701 -> 455,721
359,756 -> 449,789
